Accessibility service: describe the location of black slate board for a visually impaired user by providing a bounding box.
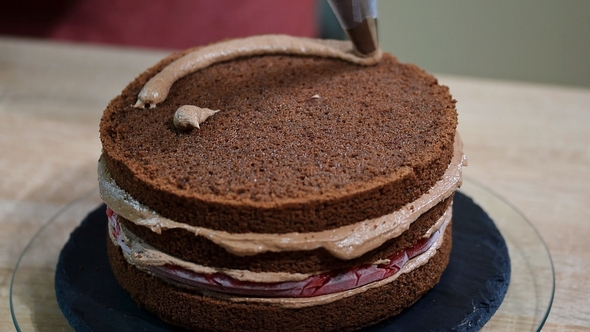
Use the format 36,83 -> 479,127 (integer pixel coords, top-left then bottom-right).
55,192 -> 510,332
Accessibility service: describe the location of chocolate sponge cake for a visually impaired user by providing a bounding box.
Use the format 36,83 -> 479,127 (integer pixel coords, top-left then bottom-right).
99,35 -> 464,331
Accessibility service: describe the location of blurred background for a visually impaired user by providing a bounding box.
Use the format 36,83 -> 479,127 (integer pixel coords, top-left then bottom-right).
377,1 -> 590,88
1,0 -> 589,88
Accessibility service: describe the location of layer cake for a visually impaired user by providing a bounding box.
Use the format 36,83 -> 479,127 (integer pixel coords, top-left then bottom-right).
98,35 -> 464,331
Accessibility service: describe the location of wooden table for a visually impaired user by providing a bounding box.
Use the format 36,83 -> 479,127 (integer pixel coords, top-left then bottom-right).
1,37 -> 589,331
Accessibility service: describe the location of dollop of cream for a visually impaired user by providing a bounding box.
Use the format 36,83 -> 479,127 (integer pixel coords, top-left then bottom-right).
133,35 -> 382,109
173,105 -> 219,130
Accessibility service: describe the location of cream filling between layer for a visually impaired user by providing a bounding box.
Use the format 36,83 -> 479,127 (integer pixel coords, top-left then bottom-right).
98,134 -> 464,260
108,206 -> 451,284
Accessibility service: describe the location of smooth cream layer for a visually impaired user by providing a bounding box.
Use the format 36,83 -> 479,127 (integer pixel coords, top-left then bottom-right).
98,135 -> 464,260
134,35 -> 383,108
108,205 -> 451,284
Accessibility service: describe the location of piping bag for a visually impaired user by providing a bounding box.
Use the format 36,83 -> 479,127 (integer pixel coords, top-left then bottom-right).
327,0 -> 379,56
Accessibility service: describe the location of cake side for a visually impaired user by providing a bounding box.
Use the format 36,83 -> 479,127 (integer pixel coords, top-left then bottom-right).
116,196 -> 452,274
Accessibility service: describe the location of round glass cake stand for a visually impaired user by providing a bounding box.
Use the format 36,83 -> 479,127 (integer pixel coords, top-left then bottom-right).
10,178 -> 554,331
463,179 -> 555,331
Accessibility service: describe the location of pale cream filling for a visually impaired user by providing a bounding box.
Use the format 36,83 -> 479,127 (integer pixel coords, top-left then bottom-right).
109,217 -> 308,283
109,206 -> 451,284
133,35 -> 383,108
98,135 -> 464,260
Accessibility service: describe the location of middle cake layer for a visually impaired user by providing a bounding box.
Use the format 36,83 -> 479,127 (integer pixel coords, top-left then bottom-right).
110,196 -> 453,273
114,197 -> 451,274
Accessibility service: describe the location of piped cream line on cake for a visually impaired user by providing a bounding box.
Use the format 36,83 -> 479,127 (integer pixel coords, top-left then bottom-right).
98,135 -> 464,260
108,205 -> 451,284
134,35 -> 383,108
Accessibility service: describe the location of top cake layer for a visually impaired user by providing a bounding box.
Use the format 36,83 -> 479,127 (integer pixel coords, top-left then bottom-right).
100,38 -> 457,234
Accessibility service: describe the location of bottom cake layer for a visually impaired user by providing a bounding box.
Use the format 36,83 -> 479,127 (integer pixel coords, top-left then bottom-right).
107,223 -> 452,332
